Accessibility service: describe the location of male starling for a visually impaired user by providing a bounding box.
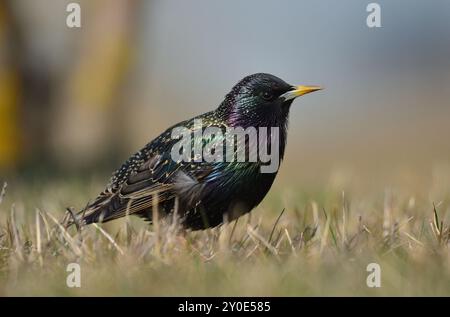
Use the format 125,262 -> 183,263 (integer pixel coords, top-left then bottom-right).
72,73 -> 321,230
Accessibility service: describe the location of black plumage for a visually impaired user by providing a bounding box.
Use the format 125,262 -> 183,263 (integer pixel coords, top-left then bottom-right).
70,73 -> 321,230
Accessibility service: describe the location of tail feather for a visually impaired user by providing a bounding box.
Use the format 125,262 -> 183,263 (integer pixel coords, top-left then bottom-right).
66,187 -> 175,228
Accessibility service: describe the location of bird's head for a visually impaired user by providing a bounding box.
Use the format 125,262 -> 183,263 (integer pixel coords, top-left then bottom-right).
218,73 -> 322,127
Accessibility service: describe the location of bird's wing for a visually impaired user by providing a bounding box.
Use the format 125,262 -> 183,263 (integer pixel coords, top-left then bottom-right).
77,149 -> 184,225
73,117 -> 231,226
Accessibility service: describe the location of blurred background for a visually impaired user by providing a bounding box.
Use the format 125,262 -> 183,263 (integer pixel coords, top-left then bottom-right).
0,0 -> 449,200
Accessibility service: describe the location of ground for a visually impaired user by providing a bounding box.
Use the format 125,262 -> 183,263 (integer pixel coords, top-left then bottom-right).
0,176 -> 449,296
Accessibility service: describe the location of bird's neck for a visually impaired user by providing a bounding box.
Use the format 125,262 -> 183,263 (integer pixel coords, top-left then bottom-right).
216,103 -> 290,162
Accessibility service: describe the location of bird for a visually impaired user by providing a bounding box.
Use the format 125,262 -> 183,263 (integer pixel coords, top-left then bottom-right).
68,73 -> 322,230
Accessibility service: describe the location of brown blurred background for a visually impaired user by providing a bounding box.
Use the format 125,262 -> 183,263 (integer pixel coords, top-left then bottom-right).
0,0 -> 449,196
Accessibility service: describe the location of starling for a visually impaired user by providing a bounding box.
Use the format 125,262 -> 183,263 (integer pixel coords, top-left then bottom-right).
71,73 -> 321,230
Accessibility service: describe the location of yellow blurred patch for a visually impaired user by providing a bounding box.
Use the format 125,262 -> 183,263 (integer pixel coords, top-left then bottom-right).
0,69 -> 20,168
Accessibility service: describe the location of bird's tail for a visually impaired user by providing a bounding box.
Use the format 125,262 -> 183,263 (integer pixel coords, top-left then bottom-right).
62,204 -> 110,230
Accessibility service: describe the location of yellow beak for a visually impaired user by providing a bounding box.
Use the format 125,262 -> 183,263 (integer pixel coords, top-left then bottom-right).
281,85 -> 323,100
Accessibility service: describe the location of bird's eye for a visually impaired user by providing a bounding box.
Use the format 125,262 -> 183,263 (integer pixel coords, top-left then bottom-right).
261,91 -> 274,101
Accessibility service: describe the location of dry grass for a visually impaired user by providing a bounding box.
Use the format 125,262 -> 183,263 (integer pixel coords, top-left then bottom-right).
0,178 -> 449,296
